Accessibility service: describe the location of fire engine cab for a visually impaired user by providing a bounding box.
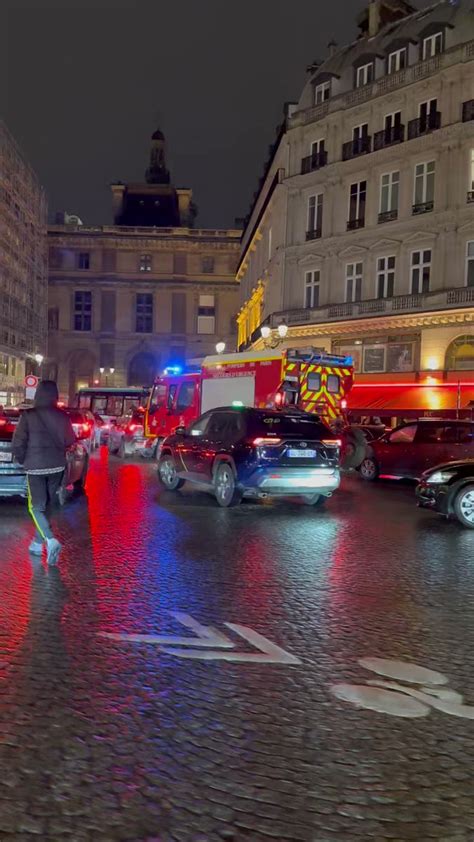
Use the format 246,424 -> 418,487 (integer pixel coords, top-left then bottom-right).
144,348 -> 353,457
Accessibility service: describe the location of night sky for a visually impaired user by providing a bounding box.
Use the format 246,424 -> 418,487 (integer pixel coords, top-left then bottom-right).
1,0 -> 431,229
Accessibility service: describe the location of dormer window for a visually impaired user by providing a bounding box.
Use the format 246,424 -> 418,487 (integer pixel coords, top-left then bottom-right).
387,47 -> 407,74
314,81 -> 330,105
422,30 -> 443,60
356,62 -> 374,88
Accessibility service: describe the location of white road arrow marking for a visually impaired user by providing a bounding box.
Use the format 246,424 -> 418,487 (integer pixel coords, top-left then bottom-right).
161,623 -> 301,664
98,615 -> 300,665
97,612 -> 235,649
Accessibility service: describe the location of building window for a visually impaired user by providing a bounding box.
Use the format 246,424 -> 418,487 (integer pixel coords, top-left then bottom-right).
348,181 -> 367,228
77,252 -> 90,270
135,293 -> 153,333
311,138 -> 325,158
201,256 -> 215,274
414,161 -> 435,207
11,357 -> 16,377
385,111 -> 402,133
376,256 -> 396,298
388,48 -> 406,73
356,62 -> 374,88
470,150 -> 474,192
74,291 -> 92,331
314,81 -> 330,104
197,294 -> 215,334
466,242 -> 474,287
307,194 -> 323,238
380,171 -> 400,214
419,98 -> 438,131
304,271 -> 320,309
422,31 -> 443,60
411,250 -> 431,294
345,263 -> 363,303
139,254 -> 152,272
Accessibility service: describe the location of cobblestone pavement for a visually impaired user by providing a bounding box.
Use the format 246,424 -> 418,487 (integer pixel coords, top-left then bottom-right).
1,449 -> 474,842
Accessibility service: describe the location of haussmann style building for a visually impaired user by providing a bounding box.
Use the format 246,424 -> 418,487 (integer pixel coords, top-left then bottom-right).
237,0 -> 474,421
47,129 -> 241,402
0,121 -> 48,405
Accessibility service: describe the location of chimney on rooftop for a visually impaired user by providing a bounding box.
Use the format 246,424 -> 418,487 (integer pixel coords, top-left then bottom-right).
327,39 -> 337,57
368,0 -> 381,37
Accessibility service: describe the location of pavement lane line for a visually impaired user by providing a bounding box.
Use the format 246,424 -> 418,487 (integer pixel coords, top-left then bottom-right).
160,623 -> 301,664
97,613 -> 235,649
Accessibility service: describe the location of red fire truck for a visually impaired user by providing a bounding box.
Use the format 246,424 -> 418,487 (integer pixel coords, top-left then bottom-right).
144,348 -> 354,457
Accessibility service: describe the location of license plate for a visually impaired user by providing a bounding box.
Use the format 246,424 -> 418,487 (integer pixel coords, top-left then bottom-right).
287,449 -> 316,458
0,452 -> 13,463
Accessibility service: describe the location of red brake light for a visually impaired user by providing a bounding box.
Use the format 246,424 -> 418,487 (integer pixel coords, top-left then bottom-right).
341,399 -> 347,410
0,419 -> 6,427
322,439 -> 341,447
253,437 -> 282,446
275,392 -> 283,406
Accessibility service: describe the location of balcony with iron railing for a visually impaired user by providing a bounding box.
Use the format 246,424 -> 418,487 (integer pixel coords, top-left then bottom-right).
378,209 -> 398,224
373,124 -> 405,150
269,286 -> 474,330
407,111 -> 441,139
347,217 -> 365,231
463,99 -> 474,122
412,200 -> 434,215
342,135 -> 372,161
301,150 -> 328,174
306,228 -> 322,241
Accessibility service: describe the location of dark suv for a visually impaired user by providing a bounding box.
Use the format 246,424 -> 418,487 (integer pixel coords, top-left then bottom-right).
158,406 -> 341,507
359,419 -> 474,482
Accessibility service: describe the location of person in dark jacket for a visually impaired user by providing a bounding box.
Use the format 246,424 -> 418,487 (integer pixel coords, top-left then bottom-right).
12,381 -> 76,564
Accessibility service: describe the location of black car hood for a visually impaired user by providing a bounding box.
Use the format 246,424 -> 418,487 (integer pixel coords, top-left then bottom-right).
423,459 -> 474,477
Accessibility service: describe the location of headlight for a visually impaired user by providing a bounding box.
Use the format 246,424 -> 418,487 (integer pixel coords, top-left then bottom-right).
425,471 -> 456,484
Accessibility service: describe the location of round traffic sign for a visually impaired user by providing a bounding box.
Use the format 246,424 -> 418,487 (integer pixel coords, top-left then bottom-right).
25,375 -> 39,388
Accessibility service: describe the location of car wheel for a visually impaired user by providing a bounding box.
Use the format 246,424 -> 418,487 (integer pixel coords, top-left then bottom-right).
304,493 -> 325,506
214,463 -> 241,508
73,456 -> 89,494
158,455 -> 184,490
360,456 -> 379,482
341,428 -> 367,470
453,484 -> 474,529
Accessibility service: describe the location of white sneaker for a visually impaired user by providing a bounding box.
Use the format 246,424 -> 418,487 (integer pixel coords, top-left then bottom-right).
46,538 -> 62,566
29,540 -> 43,556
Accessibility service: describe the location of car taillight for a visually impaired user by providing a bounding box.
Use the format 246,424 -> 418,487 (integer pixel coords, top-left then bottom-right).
253,437 -> 282,446
0,419 -> 6,427
274,392 -> 283,407
322,439 -> 341,448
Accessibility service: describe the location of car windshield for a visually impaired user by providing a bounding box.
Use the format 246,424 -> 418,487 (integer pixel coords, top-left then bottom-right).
248,410 -> 331,438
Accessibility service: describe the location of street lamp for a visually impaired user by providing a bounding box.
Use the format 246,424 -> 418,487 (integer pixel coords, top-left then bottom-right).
215,341 -> 226,354
260,321 -> 289,348
34,354 -> 44,366
260,325 -> 271,340
277,322 -> 288,339
109,368 -> 115,374
99,367 -> 105,374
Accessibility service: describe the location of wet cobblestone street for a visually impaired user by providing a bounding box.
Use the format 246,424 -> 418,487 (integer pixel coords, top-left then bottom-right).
1,449 -> 474,841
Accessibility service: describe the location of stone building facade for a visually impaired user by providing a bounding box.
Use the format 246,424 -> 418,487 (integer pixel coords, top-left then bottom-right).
0,121 -> 47,404
47,224 -> 241,401
237,0 -> 474,395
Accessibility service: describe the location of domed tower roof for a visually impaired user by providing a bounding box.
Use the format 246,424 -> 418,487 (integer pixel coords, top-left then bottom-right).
151,127 -> 165,141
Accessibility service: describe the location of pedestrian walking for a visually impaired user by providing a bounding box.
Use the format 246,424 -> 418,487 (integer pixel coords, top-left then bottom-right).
12,381 -> 76,565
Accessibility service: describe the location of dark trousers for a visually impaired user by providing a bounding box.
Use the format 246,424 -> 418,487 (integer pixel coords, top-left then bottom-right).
26,472 -> 64,541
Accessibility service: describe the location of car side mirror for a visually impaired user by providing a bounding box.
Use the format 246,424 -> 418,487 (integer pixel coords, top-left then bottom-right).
175,425 -> 186,436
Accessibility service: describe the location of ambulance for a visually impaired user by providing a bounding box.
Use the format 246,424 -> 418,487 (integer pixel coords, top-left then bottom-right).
144,348 -> 354,457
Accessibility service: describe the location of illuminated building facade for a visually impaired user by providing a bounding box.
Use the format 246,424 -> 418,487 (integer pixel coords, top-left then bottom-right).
0,121 -> 47,404
238,0 -> 474,417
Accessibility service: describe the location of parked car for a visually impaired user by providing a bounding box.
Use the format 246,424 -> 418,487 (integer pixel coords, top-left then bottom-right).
108,409 -> 146,458
0,408 -> 89,500
359,419 -> 474,482
158,406 -> 341,507
416,460 -> 474,529
340,423 -> 388,469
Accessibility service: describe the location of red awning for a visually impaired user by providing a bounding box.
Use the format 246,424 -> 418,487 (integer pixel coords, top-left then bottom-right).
348,383 -> 474,415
